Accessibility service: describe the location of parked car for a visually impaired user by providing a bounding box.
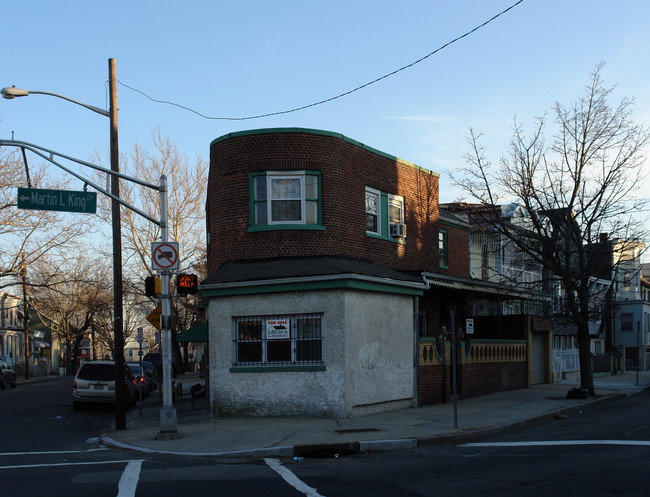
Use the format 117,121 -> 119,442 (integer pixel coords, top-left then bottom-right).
139,360 -> 158,390
0,360 -> 17,389
72,360 -> 136,410
142,352 -> 178,378
127,362 -> 150,398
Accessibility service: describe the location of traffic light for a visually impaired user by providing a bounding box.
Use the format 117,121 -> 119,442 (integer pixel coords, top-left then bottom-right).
176,273 -> 198,295
145,276 -> 162,297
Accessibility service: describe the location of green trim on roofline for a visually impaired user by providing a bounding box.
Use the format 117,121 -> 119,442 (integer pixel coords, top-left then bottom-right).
201,278 -> 425,298
210,127 -> 440,178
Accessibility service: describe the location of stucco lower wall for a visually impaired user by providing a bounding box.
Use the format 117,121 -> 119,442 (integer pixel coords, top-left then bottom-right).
344,291 -> 415,416
207,289 -> 416,417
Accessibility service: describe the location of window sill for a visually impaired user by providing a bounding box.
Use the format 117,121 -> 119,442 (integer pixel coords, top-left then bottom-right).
248,225 -> 326,232
366,232 -> 406,245
230,365 -> 326,373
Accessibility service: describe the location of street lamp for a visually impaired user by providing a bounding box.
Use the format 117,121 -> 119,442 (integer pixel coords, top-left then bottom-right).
1,59 -> 128,430
1,86 -> 109,117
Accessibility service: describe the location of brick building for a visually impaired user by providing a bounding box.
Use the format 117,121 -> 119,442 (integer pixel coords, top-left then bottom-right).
201,128 -> 541,417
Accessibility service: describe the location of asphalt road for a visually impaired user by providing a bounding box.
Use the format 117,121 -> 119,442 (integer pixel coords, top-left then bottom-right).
1,377 -> 648,496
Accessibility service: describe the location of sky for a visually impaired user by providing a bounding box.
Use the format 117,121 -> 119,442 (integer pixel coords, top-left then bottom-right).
2,0 -> 649,208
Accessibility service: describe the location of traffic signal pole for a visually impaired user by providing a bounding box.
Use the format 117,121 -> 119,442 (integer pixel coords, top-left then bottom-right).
1,137 -> 180,438
157,175 -> 179,438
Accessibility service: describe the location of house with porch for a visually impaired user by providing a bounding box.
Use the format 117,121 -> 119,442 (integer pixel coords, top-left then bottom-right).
200,128 -> 550,417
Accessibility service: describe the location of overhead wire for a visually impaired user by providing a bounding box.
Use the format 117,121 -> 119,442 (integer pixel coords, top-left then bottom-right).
116,0 -> 525,121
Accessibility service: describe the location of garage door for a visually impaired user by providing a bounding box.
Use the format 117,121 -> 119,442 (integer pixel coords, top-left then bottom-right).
531,333 -> 546,384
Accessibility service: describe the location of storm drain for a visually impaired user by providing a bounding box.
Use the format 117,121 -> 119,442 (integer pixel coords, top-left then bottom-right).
294,442 -> 360,458
334,427 -> 382,434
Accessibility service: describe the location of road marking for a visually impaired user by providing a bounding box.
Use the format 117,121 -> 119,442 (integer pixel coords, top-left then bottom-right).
623,425 -> 647,435
0,448 -> 108,457
462,440 -> 650,447
0,459 -> 136,470
117,459 -> 143,497
264,458 -> 325,497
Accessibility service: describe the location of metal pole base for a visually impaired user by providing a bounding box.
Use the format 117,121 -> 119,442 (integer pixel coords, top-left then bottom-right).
156,405 -> 181,440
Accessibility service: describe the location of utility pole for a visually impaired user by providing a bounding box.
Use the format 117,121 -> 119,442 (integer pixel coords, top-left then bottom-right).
19,252 -> 29,380
109,58 -> 127,430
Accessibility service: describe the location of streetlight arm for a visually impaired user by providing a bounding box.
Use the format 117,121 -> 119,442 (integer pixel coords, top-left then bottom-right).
1,87 -> 109,118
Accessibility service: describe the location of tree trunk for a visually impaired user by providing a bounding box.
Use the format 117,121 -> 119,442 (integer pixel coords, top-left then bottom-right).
577,321 -> 594,395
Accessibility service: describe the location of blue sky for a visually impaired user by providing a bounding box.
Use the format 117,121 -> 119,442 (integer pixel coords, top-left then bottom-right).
2,0 -> 649,205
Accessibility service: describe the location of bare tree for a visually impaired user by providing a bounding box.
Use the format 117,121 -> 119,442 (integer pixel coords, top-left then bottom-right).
29,255 -> 112,373
452,64 -> 649,394
94,129 -> 207,368
0,148 -> 93,291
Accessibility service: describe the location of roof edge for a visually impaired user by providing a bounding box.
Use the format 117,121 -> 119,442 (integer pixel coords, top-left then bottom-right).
209,127 -> 439,177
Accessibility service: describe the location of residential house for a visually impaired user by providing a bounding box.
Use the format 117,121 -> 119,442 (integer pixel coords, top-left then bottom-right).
201,128 -> 550,418
439,202 -> 553,386
0,291 -> 51,375
608,240 -> 648,369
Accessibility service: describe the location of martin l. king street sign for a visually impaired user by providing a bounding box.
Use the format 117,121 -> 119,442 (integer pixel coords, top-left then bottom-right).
17,187 -> 97,214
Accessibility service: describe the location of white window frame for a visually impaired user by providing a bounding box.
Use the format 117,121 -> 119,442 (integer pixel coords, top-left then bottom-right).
365,187 -> 381,235
267,173 -> 305,225
388,194 -> 404,225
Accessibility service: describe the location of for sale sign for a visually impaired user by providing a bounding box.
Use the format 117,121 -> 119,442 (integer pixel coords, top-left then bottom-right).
266,319 -> 290,339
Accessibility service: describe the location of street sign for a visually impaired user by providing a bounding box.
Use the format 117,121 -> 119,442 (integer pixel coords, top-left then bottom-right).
147,304 -> 162,331
151,242 -> 179,271
17,187 -> 97,214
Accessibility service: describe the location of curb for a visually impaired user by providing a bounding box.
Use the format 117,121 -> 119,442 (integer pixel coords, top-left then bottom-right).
99,387 -> 647,459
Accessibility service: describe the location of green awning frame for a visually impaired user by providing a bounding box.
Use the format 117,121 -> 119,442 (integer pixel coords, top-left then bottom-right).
176,322 -> 208,342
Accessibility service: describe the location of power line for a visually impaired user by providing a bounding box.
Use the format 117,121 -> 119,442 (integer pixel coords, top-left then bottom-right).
117,0 -> 525,121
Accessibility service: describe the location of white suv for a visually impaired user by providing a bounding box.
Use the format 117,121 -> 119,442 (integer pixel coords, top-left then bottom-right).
72,361 -> 136,410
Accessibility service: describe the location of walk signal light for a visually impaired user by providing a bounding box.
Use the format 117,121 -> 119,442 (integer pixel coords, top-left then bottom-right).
145,276 -> 162,297
176,273 -> 198,295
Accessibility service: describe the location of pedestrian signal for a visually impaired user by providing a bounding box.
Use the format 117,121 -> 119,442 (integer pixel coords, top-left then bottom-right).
176,273 -> 198,295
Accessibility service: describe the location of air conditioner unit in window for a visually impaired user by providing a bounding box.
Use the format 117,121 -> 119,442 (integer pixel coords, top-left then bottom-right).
389,223 -> 406,238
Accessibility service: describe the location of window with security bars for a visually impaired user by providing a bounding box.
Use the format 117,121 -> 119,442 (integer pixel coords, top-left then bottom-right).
234,314 -> 323,366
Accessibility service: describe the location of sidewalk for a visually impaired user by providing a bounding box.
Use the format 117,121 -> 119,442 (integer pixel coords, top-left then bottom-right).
101,370 -> 650,458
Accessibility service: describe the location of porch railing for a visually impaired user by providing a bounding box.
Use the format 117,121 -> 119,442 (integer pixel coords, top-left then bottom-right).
419,339 -> 527,366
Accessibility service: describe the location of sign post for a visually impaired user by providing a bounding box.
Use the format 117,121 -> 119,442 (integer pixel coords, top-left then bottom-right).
137,326 -> 143,418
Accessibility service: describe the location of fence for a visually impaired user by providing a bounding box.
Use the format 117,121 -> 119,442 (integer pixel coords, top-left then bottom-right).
553,350 -> 614,377
552,349 -> 579,378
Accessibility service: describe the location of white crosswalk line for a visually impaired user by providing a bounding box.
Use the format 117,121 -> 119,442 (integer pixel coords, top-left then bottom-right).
265,458 -> 325,497
462,440 -> 650,447
117,459 -> 143,497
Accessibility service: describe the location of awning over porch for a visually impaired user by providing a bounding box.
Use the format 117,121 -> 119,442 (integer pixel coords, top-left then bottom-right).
176,322 -> 208,342
421,271 -> 530,299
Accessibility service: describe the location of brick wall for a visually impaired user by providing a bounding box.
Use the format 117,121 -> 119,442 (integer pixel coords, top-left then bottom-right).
459,362 -> 527,399
207,129 -> 451,276
417,364 -> 450,404
418,362 -> 527,405
444,224 -> 470,279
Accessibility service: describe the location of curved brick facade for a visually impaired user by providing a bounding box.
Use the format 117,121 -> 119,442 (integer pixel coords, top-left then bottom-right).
206,128 -> 468,279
